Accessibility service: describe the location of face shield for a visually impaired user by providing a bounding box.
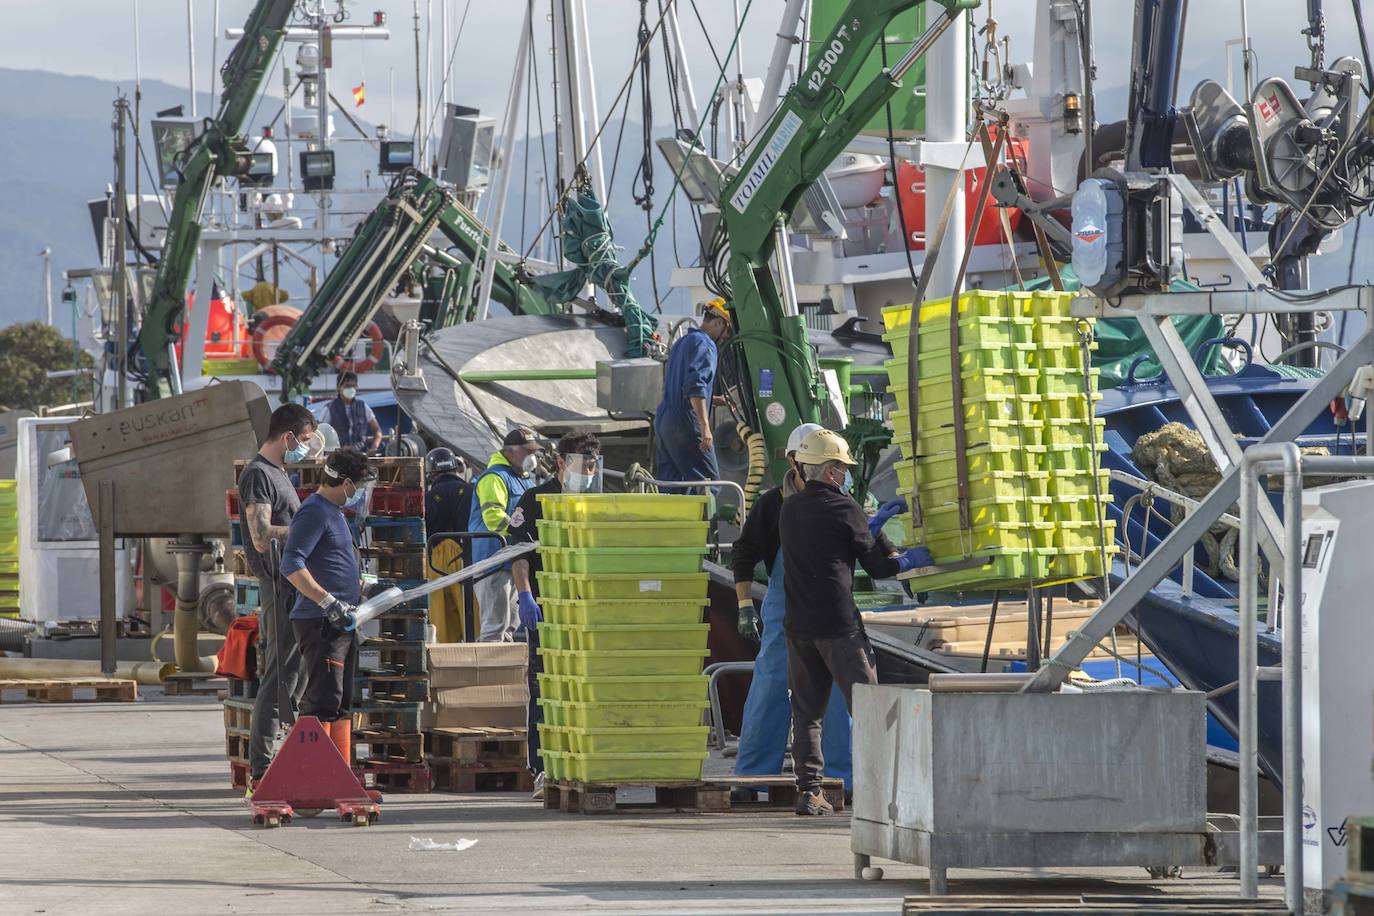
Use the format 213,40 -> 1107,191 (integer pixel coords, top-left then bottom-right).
314,422 -> 340,455
560,452 -> 603,494
343,477 -> 376,520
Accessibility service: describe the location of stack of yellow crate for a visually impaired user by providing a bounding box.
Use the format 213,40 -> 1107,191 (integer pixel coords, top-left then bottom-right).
882,290 -> 1116,592
534,493 -> 713,784
0,481 -> 16,618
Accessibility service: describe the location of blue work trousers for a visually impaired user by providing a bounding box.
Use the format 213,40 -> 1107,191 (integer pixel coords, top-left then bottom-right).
654,412 -> 719,493
734,554 -> 852,788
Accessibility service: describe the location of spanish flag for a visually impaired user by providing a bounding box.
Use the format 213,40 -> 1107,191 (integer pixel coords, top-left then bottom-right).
352,82 -> 365,107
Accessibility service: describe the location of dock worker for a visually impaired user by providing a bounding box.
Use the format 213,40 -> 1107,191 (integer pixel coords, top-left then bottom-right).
424,447 -> 471,642
240,402 -> 318,791
732,422 -> 855,796
468,427 -> 542,642
653,298 -> 732,491
780,429 -> 932,815
281,447 -> 375,770
509,431 -> 603,799
325,371 -> 383,454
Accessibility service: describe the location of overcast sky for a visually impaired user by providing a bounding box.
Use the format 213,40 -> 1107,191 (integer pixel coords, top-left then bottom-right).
7,1 -> 1367,140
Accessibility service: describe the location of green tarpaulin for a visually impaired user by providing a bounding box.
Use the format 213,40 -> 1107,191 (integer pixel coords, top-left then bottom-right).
1016,267 -> 1227,388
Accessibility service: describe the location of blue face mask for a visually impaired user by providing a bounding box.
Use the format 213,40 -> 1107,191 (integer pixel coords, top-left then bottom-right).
842,470 -> 854,494
345,482 -> 367,510
285,433 -> 312,463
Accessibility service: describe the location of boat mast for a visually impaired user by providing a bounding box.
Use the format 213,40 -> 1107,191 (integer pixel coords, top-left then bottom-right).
923,7 -> 968,298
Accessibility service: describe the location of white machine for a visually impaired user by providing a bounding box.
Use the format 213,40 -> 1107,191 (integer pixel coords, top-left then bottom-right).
1298,479 -> 1374,898
15,417 -> 135,621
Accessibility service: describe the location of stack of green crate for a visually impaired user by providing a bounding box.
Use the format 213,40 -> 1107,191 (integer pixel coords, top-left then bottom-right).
534,493 -> 712,784
882,291 -> 1117,592
0,481 -> 16,618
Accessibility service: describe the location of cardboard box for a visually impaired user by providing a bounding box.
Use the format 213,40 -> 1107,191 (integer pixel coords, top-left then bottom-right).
426,642 -> 527,689
421,684 -> 529,730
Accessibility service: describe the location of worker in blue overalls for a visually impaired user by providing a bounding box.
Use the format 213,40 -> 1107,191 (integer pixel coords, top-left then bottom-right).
654,299 -> 732,490
731,423 -> 853,793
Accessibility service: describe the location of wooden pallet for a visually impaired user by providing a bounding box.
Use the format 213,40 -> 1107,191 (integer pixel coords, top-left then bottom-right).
162,673 -> 228,697
426,726 -> 528,763
353,730 -> 424,764
901,895 -> 1289,914
357,672 -> 429,703
223,698 -> 253,730
353,759 -> 431,793
225,727 -> 251,761
229,757 -> 250,790
430,759 -> 534,793
543,775 -> 844,815
0,677 -> 137,704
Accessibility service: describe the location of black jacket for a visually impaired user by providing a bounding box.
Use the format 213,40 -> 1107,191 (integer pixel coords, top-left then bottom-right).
779,479 -> 899,638
425,474 -> 470,539
732,486 -> 784,583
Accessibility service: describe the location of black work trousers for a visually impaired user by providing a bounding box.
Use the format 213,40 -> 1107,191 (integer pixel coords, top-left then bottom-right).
291,617 -> 357,722
786,631 -> 877,794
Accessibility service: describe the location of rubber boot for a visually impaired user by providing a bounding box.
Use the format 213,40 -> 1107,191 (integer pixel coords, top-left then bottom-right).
330,718 -> 351,766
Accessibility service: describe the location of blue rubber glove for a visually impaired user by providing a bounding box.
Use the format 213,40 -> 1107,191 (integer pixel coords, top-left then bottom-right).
895,546 -> 935,573
868,498 -> 908,537
517,591 -> 542,630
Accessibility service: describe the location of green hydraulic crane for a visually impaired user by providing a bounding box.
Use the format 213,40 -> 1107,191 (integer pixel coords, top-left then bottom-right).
270,168 -> 556,397
134,0 -> 295,399
713,0 -> 977,480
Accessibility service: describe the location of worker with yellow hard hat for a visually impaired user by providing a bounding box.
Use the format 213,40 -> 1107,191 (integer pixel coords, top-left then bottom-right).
653,298 -> 733,491
778,429 -> 932,815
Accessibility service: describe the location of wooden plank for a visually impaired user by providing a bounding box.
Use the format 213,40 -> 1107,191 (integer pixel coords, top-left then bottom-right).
0,677 -> 136,705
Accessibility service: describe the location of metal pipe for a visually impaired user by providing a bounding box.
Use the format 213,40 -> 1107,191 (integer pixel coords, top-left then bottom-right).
170,538 -> 213,673
0,657 -> 174,685
928,672 -> 1035,692
601,468 -> 747,510
1109,469 -> 1242,529
475,0 -> 532,321
663,2 -> 700,127
774,216 -> 800,318
758,0 -> 807,123
919,7 -> 967,299
1277,449 -> 1304,916
1236,444 -> 1264,899
704,661 -> 754,748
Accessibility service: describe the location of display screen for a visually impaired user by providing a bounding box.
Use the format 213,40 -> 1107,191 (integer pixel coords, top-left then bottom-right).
382,141 -> 414,168
151,120 -> 197,188
246,152 -> 273,178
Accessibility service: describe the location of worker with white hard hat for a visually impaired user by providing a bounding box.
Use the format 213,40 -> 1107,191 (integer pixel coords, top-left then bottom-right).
779,429 -> 932,815
731,422 -> 854,796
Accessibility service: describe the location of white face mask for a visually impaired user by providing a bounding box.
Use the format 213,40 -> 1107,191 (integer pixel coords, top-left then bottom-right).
340,386 -> 358,400
521,452 -> 538,474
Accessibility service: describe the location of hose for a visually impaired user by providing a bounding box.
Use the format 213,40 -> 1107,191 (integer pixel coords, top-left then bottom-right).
736,420 -> 766,518
0,617 -> 40,653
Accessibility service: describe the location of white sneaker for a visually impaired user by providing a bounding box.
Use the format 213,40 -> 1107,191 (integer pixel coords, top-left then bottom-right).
532,771 -> 545,800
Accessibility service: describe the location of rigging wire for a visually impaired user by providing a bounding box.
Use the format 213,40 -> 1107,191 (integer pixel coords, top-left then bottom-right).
420,0 -> 474,156
880,28 -> 923,296
686,0 -> 725,73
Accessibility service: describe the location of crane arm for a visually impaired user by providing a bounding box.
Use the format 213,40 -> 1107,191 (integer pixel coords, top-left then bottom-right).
269,169 -> 553,397
715,0 -> 975,479
135,0 -> 295,399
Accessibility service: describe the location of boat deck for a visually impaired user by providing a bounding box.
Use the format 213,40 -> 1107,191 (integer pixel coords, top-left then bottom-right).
0,690 -> 1281,915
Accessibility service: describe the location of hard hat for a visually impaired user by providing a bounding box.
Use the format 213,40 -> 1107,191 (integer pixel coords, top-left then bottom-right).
701,297 -> 730,322
426,446 -> 460,477
785,422 -> 824,456
794,429 -> 856,466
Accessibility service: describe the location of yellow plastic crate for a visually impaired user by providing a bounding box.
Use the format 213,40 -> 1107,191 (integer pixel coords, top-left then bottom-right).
1043,418 -> 1109,448
1056,521 -> 1119,553
890,397 -> 1042,446
538,648 -> 710,678
560,725 -> 709,755
1048,471 -> 1112,500
907,418 -> 1046,453
539,698 -> 709,729
537,494 -> 709,523
1036,443 -> 1109,473
536,571 -> 709,601
547,519 -> 710,549
902,547 -> 1075,591
882,290 -> 1077,331
540,598 -> 706,627
915,517 -> 1058,556
1033,317 -> 1091,347
535,520 -> 569,547
1038,368 -> 1102,396
898,464 -> 1052,503
887,342 -> 1038,377
1028,391 -> 1102,423
537,623 -> 572,650
892,367 -> 1041,401
1023,345 -> 1092,371
545,749 -> 708,783
556,673 -> 708,703
538,546 -> 707,575
538,723 -> 570,753
564,623 -> 710,652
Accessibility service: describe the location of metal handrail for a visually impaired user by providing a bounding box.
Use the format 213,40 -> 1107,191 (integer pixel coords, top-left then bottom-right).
703,661 -> 755,749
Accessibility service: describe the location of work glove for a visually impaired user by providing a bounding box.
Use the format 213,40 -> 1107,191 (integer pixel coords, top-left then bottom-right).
868,498 -> 908,537
517,591 -> 543,631
737,600 -> 761,642
320,594 -> 357,630
894,546 -> 935,574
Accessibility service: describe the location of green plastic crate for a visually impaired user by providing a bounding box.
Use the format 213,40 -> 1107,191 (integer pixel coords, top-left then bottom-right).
537,673 -> 569,702
557,520 -> 710,549
1056,521 -> 1119,553
1033,317 -> 1090,346
539,698 -> 709,729
898,464 -> 1052,502
890,397 -> 1042,446
539,748 -> 567,780
914,517 -> 1058,556
540,598 -> 706,627
1028,391 -> 1102,423
1037,442 -> 1109,473
553,673 -> 709,703
564,623 -> 710,652
537,494 -> 709,523
1043,418 -> 1108,448
539,648 -> 709,678
536,571 -> 709,601
1038,367 -> 1102,396
1048,471 -> 1112,500
901,547 -> 1076,591
887,367 -> 1040,402
538,723 -> 570,753
903,342 -> 1040,377
0,560 -> 18,576
538,546 -> 707,575
536,623 -> 572,650
909,419 -> 1046,453
536,520 -> 569,547
545,750 -> 708,783
561,725 -> 708,755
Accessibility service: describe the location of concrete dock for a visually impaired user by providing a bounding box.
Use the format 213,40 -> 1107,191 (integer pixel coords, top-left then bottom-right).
0,691 -> 1281,915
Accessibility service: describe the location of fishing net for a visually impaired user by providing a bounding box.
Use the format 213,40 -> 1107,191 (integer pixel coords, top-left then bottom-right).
527,192 -> 659,358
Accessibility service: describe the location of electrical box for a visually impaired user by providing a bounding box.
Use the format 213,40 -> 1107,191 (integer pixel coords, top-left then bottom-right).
66,381 -> 270,537
596,359 -> 663,416
437,105 -> 495,191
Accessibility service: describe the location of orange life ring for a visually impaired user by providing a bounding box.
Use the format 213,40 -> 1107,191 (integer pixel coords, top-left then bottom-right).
251,313 -> 299,371
332,322 -> 385,375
